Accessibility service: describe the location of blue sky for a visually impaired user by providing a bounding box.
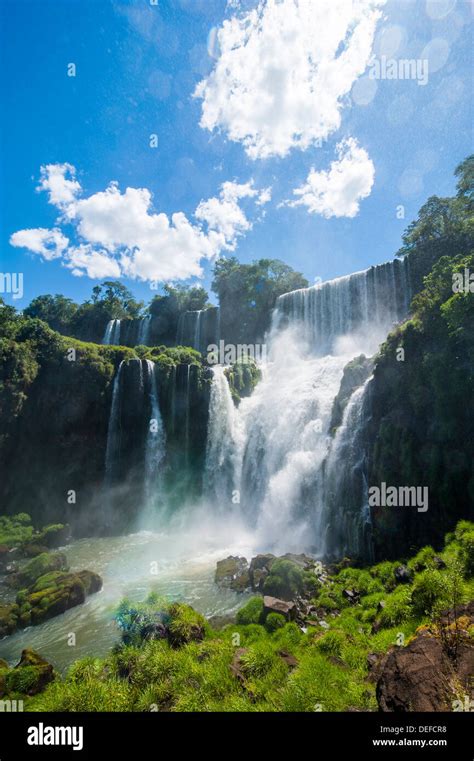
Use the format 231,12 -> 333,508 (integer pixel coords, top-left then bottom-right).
1,0 -> 472,308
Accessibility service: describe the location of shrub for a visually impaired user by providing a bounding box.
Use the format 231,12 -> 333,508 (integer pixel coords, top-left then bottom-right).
315,630 -> 345,658
377,587 -> 413,628
236,596 -> 264,625
411,569 -> 449,616
407,546 -> 437,573
265,612 -> 286,632
262,559 -> 305,600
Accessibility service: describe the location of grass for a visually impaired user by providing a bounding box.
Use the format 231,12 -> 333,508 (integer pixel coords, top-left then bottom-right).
16,520 -> 474,713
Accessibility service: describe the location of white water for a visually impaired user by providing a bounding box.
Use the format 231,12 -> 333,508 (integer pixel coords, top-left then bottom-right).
0,524 -> 255,672
102,319 -> 121,345
203,258 -> 412,555
142,360 -> 166,518
137,315 -> 151,346
204,365 -> 241,507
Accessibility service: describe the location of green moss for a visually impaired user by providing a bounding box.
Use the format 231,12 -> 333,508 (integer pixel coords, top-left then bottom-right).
0,513 -> 33,547
15,552 -> 68,587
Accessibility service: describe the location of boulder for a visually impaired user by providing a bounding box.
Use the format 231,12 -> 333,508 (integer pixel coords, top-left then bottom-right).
215,556 -> 250,592
249,553 -> 275,589
17,569 -> 102,626
10,552 -> 68,588
376,629 -> 474,711
394,564 -> 412,584
0,603 -> 19,637
0,649 -> 55,697
36,523 -> 71,549
263,595 -> 296,621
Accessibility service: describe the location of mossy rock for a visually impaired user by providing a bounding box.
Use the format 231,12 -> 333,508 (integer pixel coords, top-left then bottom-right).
20,569 -> 102,625
215,556 -> 250,592
262,558 -> 317,601
0,603 -> 19,637
36,523 -> 71,548
0,513 -> 34,549
12,551 -> 68,588
4,649 -> 55,696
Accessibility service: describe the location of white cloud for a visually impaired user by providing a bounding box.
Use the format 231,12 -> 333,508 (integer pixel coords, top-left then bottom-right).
37,163 -> 81,208
66,245 -> 122,279
9,227 -> 69,260
195,180 -> 270,240
287,138 -> 375,218
10,165 -> 268,282
195,0 -> 385,159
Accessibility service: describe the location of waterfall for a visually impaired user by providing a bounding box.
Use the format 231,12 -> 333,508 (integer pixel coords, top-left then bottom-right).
143,359 -> 166,510
322,378 -> 374,561
201,256 -> 413,556
276,257 -> 411,355
204,366 -> 242,507
102,319 -> 121,345
104,359 -> 167,524
104,361 -> 124,483
233,332 -> 350,552
176,308 -> 219,354
137,316 -> 151,346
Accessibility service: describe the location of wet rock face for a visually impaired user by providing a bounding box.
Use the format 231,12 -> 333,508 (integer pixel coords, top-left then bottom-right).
215,556 -> 250,592
376,603 -> 474,712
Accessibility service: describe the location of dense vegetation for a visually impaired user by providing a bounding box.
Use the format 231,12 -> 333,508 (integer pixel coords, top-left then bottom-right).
212,256 -> 308,344
366,156 -> 474,557
1,521 -> 470,712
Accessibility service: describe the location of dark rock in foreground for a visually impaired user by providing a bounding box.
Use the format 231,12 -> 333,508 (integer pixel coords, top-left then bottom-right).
376,602 -> 474,711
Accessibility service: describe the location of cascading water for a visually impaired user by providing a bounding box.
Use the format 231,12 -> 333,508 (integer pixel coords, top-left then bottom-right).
204,365 -> 242,507
104,360 -> 124,484
321,377 -> 374,561
137,316 -> 152,346
276,257 -> 411,355
102,319 -> 121,345
203,257 -> 412,556
176,307 -> 219,354
142,359 -> 166,520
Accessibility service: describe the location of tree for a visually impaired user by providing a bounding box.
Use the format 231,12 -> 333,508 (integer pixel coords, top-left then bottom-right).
24,294 -> 78,335
212,257 -> 308,343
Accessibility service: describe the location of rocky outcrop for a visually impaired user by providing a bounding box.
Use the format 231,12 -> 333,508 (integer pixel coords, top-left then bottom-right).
0,562 -> 102,636
0,648 -> 55,697
330,354 -> 373,432
263,596 -> 296,621
215,556 -> 250,592
376,602 -> 474,711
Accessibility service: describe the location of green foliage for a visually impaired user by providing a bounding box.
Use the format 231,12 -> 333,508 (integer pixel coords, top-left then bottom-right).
265,612 -> 286,632
408,546 -> 437,573
262,559 -> 318,600
0,514 -> 33,547
212,256 -> 308,344
236,596 -> 264,625
411,569 -> 449,617
225,358 -> 261,404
